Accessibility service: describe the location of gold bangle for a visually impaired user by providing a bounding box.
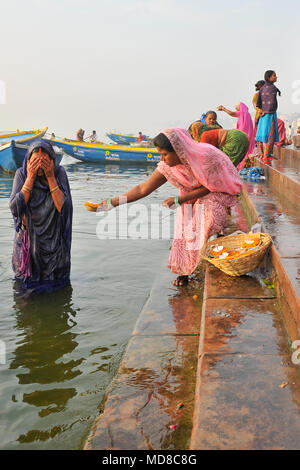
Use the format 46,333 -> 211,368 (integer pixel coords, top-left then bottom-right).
23,184 -> 32,193
50,185 -> 59,193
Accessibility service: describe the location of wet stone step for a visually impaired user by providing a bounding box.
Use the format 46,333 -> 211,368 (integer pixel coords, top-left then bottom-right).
84,199 -> 292,450
254,158 -> 300,208
191,194 -> 300,449
241,179 -> 300,343
274,145 -> 300,163
191,270 -> 300,449
84,260 -> 204,450
242,180 -> 300,258
269,158 -> 300,183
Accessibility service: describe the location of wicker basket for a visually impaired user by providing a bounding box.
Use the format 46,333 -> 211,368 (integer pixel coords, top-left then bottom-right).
201,232 -> 272,276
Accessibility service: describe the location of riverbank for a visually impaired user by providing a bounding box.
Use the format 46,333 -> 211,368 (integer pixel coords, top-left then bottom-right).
84,160 -> 300,449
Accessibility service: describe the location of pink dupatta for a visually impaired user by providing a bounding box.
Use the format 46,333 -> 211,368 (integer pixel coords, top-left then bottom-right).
157,128 -> 242,275
235,102 -> 255,169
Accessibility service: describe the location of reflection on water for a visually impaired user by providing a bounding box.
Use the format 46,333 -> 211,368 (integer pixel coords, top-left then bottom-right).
0,162 -> 172,449
11,287 -> 80,442
11,286 -> 79,386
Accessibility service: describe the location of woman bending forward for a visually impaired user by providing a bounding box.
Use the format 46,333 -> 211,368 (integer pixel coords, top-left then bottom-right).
87,128 -> 241,286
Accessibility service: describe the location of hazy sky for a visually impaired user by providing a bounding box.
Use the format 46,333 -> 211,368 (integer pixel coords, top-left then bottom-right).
1,0 -> 299,140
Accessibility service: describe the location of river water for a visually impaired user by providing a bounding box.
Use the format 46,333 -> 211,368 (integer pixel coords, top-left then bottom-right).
0,157 -> 175,449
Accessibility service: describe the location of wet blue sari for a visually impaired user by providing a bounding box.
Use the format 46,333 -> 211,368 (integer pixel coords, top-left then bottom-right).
9,140 -> 73,294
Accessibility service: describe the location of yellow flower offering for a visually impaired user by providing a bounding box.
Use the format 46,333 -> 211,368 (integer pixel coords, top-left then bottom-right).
242,239 -> 260,249
84,201 -> 100,212
210,245 -> 229,258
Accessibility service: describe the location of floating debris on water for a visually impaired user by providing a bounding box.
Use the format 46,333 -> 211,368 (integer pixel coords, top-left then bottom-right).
279,382 -> 289,389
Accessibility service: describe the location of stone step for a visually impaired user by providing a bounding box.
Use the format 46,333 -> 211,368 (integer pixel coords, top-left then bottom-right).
241,179 -> 300,339
190,268 -> 300,449
84,199 -> 296,450
254,157 -> 300,209
83,262 -> 204,450
190,200 -> 300,450
274,145 -> 300,163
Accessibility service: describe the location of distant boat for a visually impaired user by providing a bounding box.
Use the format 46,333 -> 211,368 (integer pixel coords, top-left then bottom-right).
0,127 -> 50,172
106,132 -> 150,145
43,137 -> 160,164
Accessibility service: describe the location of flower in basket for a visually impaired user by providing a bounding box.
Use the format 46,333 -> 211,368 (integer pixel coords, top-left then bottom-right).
210,245 -> 229,258
242,238 -> 260,249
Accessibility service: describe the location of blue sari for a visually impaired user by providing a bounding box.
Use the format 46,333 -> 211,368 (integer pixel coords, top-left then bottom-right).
9,140 -> 73,294
256,112 -> 279,143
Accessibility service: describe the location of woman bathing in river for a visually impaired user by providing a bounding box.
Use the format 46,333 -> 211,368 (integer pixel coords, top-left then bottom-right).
9,140 -> 73,294
86,128 -> 241,286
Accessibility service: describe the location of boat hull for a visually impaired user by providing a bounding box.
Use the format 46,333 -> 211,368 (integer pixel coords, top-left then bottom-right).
106,133 -> 150,144
44,138 -> 161,164
0,127 -> 48,145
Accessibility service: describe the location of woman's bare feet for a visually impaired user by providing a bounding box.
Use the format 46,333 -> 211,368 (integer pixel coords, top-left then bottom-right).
172,275 -> 189,286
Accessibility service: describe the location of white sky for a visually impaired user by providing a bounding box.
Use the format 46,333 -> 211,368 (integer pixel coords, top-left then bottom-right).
1,0 -> 299,140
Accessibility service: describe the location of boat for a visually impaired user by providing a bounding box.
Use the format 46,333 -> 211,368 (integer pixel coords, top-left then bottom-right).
0,127 -> 47,145
0,127 -> 52,173
43,137 -> 161,164
106,132 -> 150,145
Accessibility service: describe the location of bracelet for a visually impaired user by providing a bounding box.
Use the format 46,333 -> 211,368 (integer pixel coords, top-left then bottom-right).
174,196 -> 181,207
106,198 -> 114,209
23,184 -> 32,193
50,185 -> 59,193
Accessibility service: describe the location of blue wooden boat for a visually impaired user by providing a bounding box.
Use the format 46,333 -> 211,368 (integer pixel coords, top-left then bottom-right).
43,137 -> 161,164
0,128 -> 65,173
106,132 -> 150,145
0,127 -> 47,145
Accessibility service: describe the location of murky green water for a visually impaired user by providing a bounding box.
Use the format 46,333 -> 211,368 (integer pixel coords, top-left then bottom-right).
0,158 -> 174,449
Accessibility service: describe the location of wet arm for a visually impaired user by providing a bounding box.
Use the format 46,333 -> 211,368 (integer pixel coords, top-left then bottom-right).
47,176 -> 63,213
21,175 -> 36,204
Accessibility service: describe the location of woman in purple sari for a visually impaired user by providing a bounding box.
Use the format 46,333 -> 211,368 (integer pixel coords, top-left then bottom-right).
9,140 -> 73,294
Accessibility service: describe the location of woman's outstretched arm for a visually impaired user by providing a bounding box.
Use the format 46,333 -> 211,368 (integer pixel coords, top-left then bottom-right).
217,105 -> 237,117
99,169 -> 167,209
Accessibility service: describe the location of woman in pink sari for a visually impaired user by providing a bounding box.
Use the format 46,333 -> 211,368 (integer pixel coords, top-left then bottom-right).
217,102 -> 255,169
275,118 -> 292,147
86,128 -> 242,286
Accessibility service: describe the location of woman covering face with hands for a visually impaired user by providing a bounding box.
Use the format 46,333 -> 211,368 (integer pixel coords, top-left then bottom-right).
9,140 -> 73,294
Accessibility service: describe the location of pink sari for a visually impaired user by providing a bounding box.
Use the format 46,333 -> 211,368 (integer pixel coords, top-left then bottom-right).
157,128 -> 242,275
236,102 -> 255,170
275,118 -> 286,147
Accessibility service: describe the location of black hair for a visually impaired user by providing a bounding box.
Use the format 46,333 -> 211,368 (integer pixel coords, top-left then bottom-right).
153,133 -> 175,152
264,70 -> 275,81
205,110 -> 217,119
255,80 -> 265,90
264,70 -> 281,96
